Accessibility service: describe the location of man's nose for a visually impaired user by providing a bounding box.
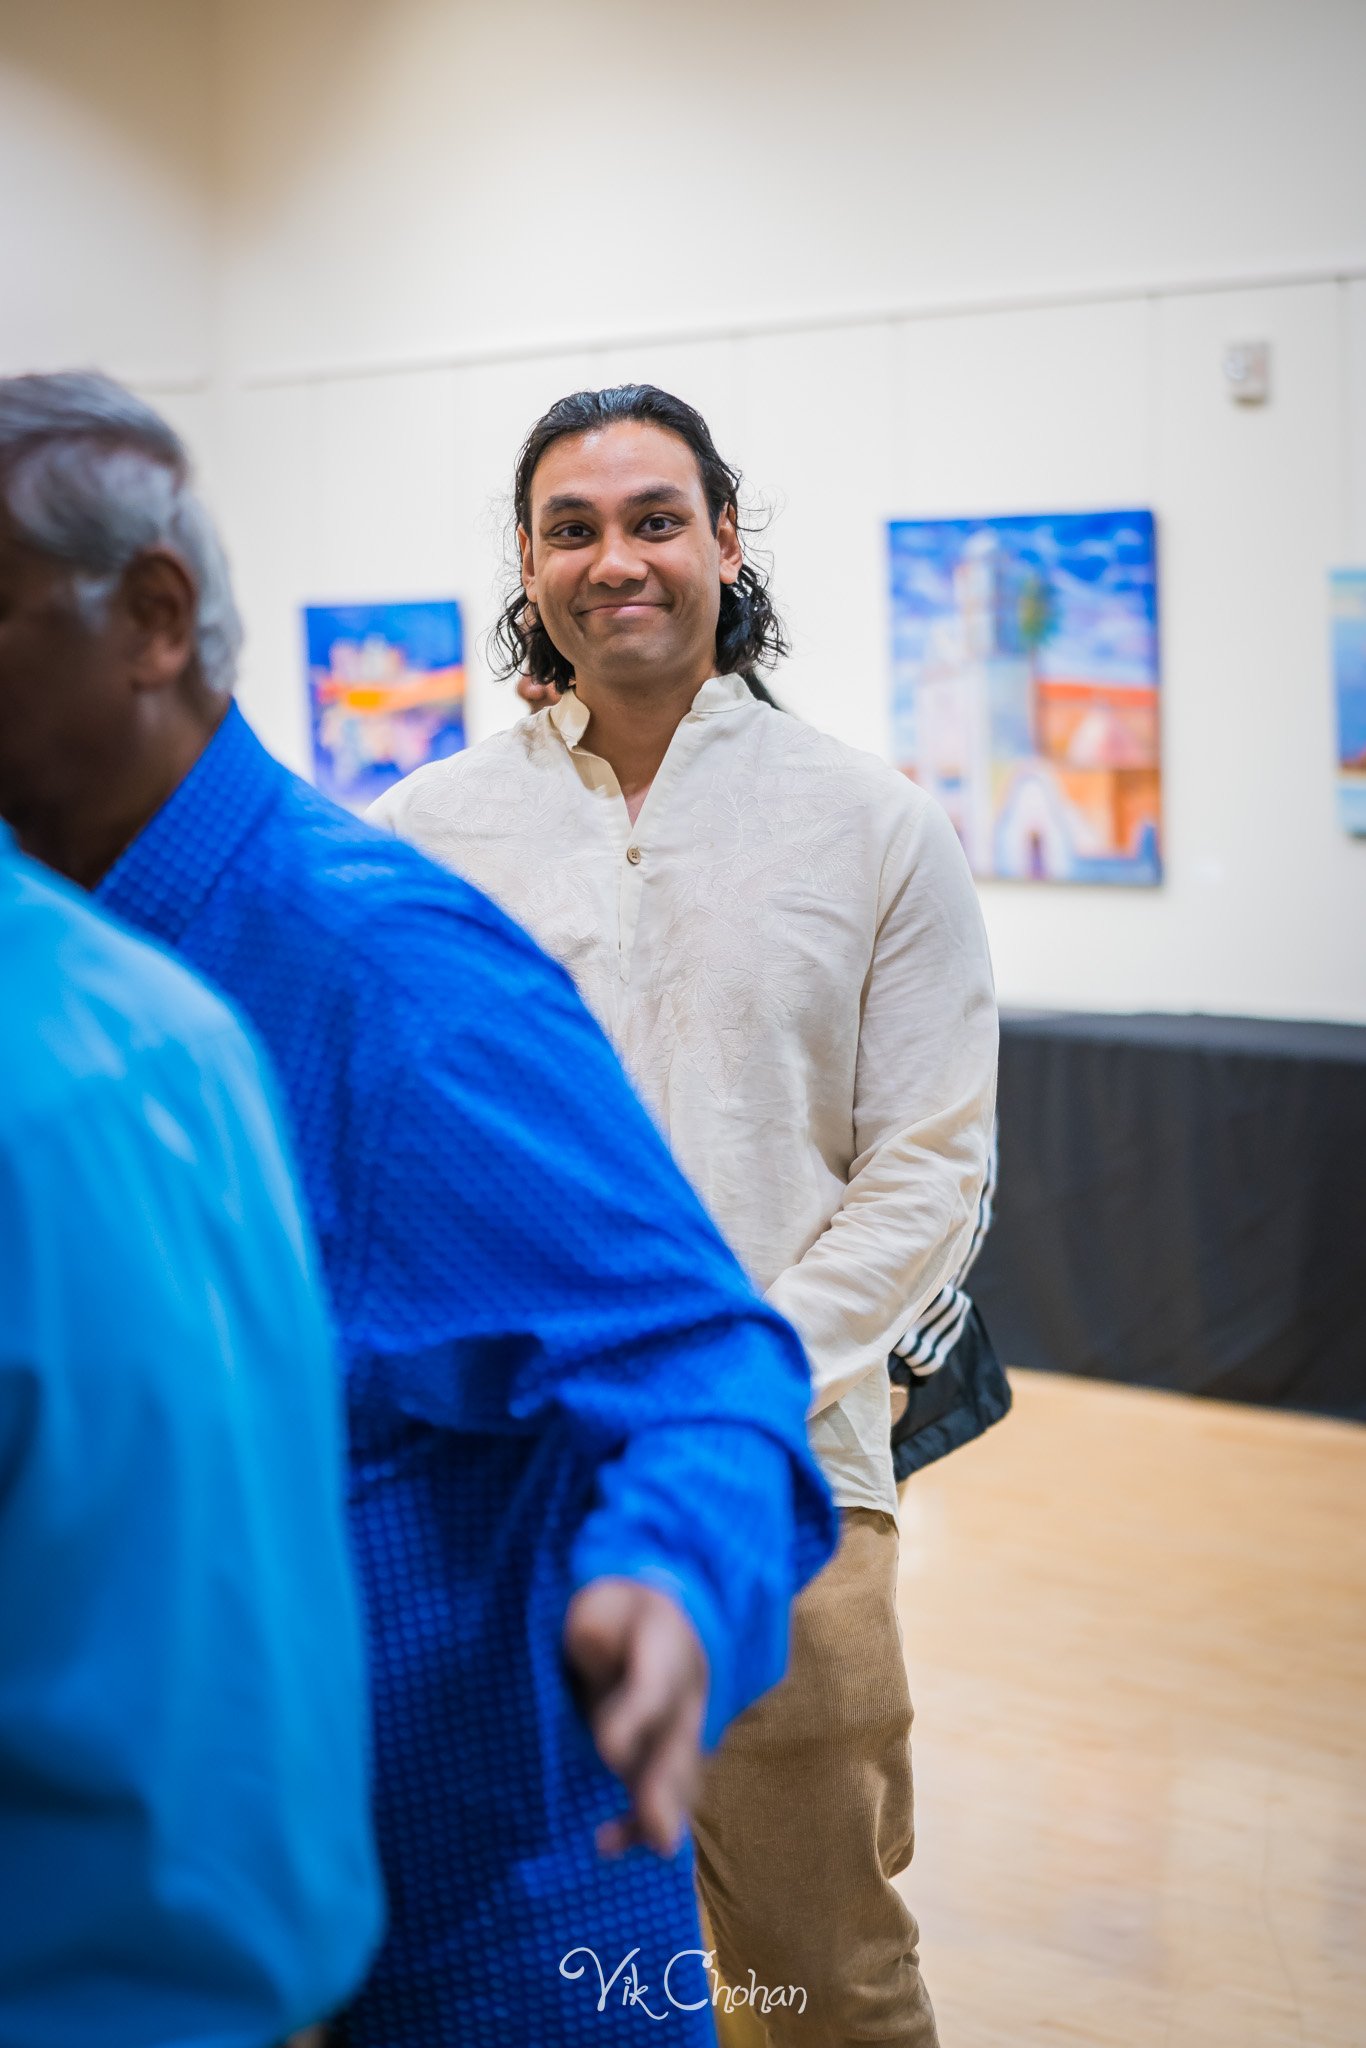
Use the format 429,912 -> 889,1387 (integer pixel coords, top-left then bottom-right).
587,527 -> 647,586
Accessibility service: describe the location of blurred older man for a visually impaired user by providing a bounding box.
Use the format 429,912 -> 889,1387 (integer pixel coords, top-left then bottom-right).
0,370 -> 836,2048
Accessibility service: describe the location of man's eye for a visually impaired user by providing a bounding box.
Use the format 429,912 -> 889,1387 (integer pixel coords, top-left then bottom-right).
551,523 -> 591,541
641,515 -> 680,535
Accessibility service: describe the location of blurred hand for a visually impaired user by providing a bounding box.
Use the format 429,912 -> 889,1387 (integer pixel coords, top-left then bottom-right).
516,672 -> 561,709
564,1578 -> 709,1859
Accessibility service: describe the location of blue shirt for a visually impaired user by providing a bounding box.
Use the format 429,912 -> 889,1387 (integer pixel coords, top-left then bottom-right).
98,705 -> 837,2048
0,829 -> 383,2048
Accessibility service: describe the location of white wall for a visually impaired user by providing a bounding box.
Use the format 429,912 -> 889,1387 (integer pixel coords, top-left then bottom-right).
213,277 -> 1366,1021
211,0 -> 1366,375
5,0 -> 1366,1019
0,0 -> 214,386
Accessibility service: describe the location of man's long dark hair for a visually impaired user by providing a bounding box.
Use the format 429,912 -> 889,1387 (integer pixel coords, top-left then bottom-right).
490,384 -> 787,705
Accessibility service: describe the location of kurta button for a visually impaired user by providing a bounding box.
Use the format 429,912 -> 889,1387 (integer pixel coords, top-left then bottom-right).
626,844 -> 642,865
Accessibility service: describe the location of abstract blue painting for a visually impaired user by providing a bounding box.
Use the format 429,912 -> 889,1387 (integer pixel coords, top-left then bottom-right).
304,598 -> 465,812
1332,569 -> 1366,837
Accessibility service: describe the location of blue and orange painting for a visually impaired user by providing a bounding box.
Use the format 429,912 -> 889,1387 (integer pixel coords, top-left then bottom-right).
305,598 -> 465,811
1332,569 -> 1366,837
889,510 -> 1161,884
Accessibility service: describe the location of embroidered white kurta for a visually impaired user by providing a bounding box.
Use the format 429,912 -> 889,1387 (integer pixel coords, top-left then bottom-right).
371,675 -> 998,1513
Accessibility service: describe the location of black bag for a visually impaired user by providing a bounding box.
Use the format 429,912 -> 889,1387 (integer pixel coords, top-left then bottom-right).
889,1303 -> 1011,1485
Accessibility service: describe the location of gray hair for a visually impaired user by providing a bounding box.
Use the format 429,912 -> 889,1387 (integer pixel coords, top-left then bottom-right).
0,370 -> 242,694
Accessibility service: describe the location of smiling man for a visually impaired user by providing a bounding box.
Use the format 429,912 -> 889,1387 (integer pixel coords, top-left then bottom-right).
374,385 -> 999,2047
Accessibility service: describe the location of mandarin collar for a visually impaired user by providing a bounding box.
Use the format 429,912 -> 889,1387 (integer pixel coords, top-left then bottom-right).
548,688 -> 591,749
547,672 -> 751,752
95,702 -> 285,948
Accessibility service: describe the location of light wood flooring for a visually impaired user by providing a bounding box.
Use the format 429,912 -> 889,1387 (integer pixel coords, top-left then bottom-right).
896,1369 -> 1366,2047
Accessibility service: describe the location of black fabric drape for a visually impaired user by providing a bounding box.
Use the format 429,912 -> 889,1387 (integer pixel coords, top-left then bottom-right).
972,1012 -> 1366,1420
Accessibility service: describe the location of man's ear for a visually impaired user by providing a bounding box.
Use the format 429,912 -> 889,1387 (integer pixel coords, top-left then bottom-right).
717,503 -> 743,587
119,549 -> 197,693
517,525 -> 537,604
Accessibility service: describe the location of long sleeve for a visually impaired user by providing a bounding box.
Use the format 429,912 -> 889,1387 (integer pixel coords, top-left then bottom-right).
766,794 -> 998,1416
356,893 -> 838,1731
567,1421 -> 800,1745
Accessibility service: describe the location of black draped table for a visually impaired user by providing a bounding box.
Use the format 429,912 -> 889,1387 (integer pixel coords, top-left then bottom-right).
971,1011 -> 1366,1421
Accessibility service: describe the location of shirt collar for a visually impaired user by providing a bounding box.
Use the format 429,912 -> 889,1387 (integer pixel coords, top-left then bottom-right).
548,672 -> 751,751
548,687 -> 591,749
96,702 -> 286,947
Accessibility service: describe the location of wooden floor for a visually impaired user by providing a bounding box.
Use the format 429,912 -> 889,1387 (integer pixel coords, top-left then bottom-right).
895,1370 -> 1366,2048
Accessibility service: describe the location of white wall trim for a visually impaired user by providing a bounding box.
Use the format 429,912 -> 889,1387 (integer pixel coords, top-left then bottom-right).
236,258 -> 1366,393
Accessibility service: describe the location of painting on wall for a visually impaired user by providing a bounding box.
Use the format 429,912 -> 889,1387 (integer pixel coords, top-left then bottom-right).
1331,569 -> 1366,837
889,510 -> 1161,884
304,598 -> 465,812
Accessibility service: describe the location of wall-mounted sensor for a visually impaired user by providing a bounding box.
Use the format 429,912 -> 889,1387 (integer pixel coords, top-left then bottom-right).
1223,342 -> 1271,405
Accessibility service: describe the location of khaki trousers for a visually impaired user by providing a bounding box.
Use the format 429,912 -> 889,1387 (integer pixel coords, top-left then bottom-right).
692,1509 -> 938,2048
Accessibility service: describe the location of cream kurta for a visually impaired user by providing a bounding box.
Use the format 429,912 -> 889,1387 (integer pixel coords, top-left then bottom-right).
371,674 -> 998,1513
